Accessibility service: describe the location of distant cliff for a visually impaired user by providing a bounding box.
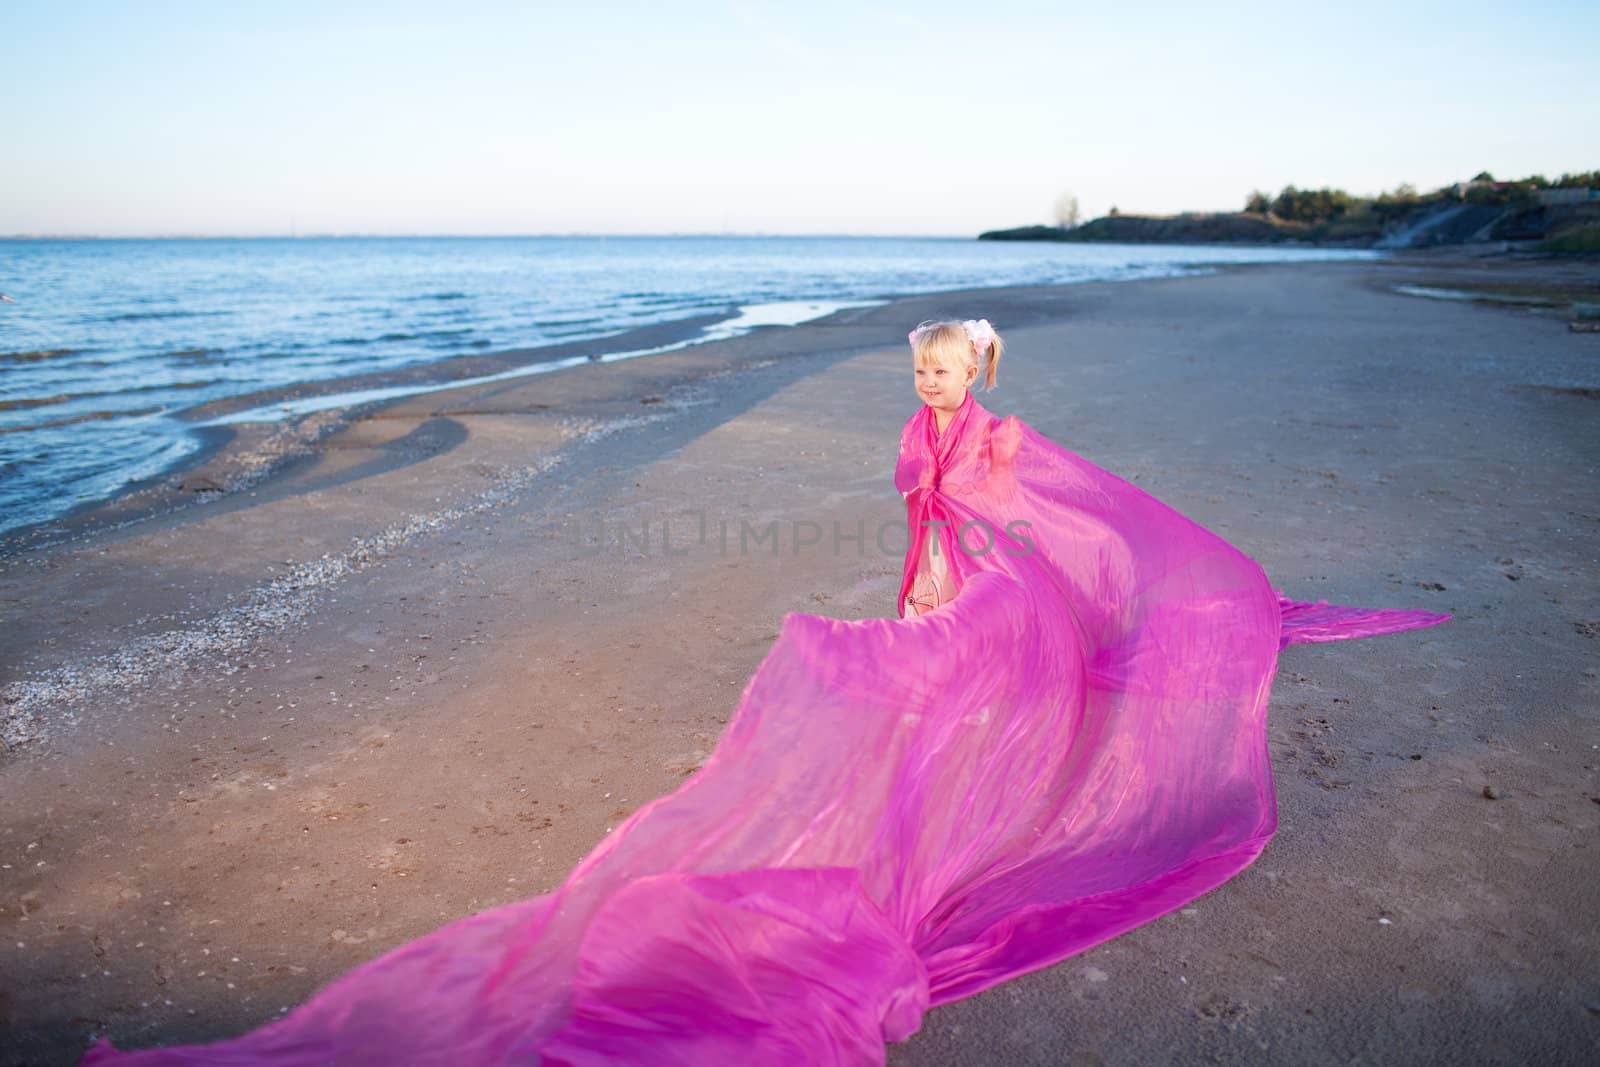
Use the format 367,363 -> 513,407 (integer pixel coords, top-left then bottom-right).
980,196 -> 1599,251
980,213 -> 1319,245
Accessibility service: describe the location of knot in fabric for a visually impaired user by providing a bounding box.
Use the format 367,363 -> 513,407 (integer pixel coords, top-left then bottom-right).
917,467 -> 941,492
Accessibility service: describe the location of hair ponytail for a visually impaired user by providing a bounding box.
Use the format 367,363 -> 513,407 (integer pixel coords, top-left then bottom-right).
981,329 -> 1004,391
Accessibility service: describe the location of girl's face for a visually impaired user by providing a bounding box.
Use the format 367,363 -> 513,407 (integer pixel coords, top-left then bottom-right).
914,357 -> 977,414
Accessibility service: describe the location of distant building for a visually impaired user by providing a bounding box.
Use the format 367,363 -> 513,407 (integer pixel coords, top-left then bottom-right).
1535,187 -> 1598,206
1451,179 -> 1515,198
1452,179 -> 1597,205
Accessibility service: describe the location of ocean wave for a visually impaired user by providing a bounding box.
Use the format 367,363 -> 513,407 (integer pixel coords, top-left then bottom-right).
0,406 -> 164,435
377,328 -> 475,342
0,394 -> 74,412
99,309 -> 228,322
1,378 -> 216,415
0,348 -> 86,363
541,325 -> 616,340
536,315 -> 607,329
618,293 -> 694,308
131,378 -> 217,393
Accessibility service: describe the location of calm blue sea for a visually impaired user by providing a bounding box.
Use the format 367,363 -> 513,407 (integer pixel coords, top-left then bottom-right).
0,236 -> 1379,540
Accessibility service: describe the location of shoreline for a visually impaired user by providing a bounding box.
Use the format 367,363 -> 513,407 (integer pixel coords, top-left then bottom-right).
0,308 -> 812,557
2,251 -> 1597,1064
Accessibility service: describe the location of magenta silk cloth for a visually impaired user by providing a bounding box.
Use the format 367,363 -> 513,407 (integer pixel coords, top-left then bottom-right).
84,391 -> 1448,1066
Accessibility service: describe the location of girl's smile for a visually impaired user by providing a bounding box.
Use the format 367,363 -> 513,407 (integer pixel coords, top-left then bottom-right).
914,363 -> 977,412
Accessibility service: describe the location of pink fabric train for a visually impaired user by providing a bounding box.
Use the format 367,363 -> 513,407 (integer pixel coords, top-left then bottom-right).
84,390 -> 1448,1065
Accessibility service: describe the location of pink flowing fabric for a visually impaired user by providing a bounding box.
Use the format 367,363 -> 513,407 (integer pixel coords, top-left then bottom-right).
84,390 -> 1448,1066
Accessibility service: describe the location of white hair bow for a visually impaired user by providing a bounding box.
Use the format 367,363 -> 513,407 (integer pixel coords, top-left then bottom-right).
962,318 -> 995,355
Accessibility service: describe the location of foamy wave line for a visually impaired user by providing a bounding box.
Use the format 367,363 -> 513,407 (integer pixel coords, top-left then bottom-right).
200,299 -> 882,426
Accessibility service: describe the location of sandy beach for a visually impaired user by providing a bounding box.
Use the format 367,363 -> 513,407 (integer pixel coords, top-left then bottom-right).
2,255 -> 1597,1064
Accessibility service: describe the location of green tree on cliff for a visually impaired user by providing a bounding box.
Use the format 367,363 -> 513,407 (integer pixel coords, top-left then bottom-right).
1270,185 -> 1354,223
1372,182 -> 1423,223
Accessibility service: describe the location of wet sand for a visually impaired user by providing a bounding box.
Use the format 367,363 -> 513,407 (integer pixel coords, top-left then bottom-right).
2,254 -> 1597,1064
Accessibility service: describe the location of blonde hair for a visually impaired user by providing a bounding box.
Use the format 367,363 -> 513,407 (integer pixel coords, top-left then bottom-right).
909,319 -> 1004,391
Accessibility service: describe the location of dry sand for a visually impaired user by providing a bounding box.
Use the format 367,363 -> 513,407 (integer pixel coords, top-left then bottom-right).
2,254 -> 1597,1065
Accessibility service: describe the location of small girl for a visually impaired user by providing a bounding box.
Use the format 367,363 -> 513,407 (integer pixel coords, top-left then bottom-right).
901,318 -> 1004,616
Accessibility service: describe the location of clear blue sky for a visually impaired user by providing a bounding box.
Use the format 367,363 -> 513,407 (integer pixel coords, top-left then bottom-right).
4,1 -> 1594,237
